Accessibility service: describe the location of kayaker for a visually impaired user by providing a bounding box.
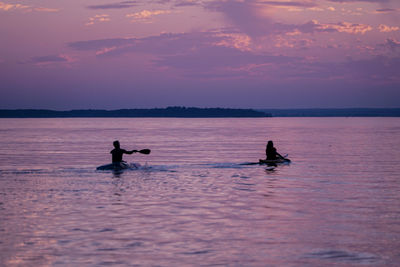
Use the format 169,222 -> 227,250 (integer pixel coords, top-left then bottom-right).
265,140 -> 284,160
111,140 -> 136,163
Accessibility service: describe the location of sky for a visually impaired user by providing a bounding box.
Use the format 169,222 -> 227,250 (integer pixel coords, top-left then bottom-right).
0,0 -> 399,109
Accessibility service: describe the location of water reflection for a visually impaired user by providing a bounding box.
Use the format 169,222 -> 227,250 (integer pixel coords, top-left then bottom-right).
1,118 -> 400,266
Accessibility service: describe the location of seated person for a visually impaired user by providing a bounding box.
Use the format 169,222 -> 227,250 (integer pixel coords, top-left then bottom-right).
265,140 -> 284,160
111,140 -> 136,163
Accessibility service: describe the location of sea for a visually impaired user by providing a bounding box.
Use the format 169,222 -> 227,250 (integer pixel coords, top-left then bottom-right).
0,118 -> 399,266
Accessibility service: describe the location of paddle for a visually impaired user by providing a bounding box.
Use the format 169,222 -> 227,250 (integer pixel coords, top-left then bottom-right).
277,153 -> 290,162
133,149 -> 151,155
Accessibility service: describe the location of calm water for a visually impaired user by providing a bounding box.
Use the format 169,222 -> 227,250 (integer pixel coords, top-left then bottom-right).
0,118 -> 399,266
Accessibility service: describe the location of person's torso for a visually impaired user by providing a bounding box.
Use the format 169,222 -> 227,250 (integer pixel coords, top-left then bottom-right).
266,147 -> 277,160
111,148 -> 125,162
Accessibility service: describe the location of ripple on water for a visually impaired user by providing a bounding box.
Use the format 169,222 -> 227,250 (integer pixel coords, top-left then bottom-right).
182,250 -> 211,255
1,118 -> 400,266
126,242 -> 143,248
304,249 -> 381,264
98,228 -> 115,233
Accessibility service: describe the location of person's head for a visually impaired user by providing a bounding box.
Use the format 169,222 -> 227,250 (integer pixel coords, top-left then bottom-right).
113,140 -> 120,149
267,140 -> 274,148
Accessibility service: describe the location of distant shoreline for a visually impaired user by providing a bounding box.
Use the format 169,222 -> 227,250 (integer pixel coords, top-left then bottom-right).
259,108 -> 400,117
0,107 -> 399,118
0,107 -> 270,118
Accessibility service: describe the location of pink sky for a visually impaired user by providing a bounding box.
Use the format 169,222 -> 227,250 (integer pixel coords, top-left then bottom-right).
0,0 -> 399,109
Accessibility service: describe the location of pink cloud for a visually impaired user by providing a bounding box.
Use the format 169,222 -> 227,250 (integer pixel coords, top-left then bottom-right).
68,30 -> 400,83
274,20 -> 372,35
205,1 -> 373,38
0,2 -> 29,11
320,21 -> 373,34
68,31 -> 299,78
2,0 -> 400,109
86,14 -> 111,26
0,2 -> 59,12
34,7 -> 59,12
378,24 -> 399,32
126,10 -> 173,23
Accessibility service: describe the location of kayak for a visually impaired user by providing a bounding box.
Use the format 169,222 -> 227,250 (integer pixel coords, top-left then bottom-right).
96,162 -> 140,171
259,158 -> 291,164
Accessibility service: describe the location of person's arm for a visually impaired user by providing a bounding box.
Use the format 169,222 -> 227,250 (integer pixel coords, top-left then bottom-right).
123,149 -> 138,155
121,149 -> 133,155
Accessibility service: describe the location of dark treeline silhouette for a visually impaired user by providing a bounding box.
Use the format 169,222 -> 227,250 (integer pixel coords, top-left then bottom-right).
2,107 -> 399,118
0,107 -> 270,118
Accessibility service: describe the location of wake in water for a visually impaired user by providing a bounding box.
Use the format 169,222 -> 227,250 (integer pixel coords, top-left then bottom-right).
196,162 -> 284,171
94,161 -> 284,173
96,162 -> 179,173
0,160 -> 287,178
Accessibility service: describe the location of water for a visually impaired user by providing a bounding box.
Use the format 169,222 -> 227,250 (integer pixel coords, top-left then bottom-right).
0,118 -> 399,266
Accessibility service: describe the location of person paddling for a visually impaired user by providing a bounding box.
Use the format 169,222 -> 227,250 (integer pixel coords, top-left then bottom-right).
111,140 -> 147,163
265,140 -> 284,160
96,141 -> 150,171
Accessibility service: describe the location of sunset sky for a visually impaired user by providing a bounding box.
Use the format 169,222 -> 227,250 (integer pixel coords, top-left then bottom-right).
1,0 -> 399,109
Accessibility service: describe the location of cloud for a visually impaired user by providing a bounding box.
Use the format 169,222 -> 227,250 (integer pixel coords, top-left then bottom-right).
95,46 -> 119,56
375,8 -> 397,13
0,2 -> 59,12
258,1 -> 317,8
274,36 -> 314,49
156,45 -> 295,70
34,7 -> 59,12
380,38 -> 400,51
68,29 -> 400,82
318,21 -> 373,34
126,9 -> 172,22
152,0 -> 202,7
69,32 -> 224,54
205,0 -> 274,38
214,32 -> 252,51
0,2 -> 29,11
327,0 -> 390,2
274,20 -> 373,35
87,1 -> 136,10
378,24 -> 399,32
29,55 -> 71,65
69,38 -> 133,51
174,0 -> 202,7
205,1 -> 373,38
68,30 -> 299,78
86,14 -> 111,26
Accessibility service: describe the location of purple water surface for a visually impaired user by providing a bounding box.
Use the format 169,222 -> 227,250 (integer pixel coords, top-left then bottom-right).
0,118 -> 399,266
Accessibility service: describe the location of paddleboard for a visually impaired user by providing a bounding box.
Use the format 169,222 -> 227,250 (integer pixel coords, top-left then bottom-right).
259,158 -> 291,164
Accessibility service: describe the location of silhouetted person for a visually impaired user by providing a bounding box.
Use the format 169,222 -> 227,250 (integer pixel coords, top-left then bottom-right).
265,140 -> 284,160
111,140 -> 135,163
